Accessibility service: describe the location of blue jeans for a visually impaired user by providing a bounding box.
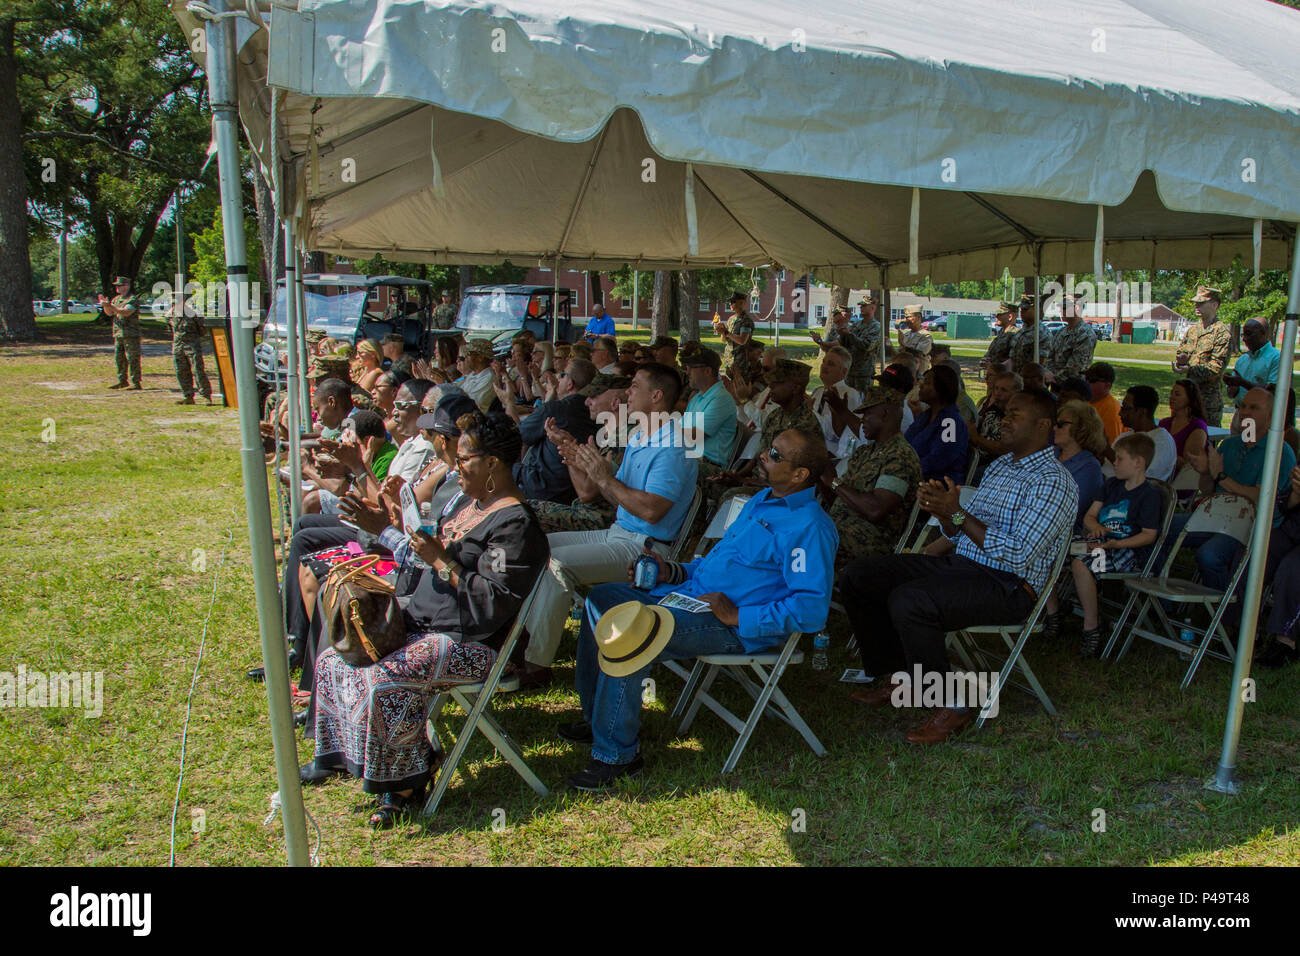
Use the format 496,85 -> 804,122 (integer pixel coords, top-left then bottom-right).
1161,513 -> 1242,592
576,582 -> 747,765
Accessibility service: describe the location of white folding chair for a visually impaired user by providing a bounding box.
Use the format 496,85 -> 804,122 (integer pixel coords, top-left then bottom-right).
726,423 -> 753,470
946,532 -> 1070,728
1169,463 -> 1203,512
668,630 -> 825,773
422,576 -> 548,816
668,487 -> 702,561
907,486 -> 977,553
1101,493 -> 1255,688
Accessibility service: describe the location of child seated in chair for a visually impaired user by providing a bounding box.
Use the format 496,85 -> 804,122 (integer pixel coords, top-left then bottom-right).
1071,431 -> 1162,658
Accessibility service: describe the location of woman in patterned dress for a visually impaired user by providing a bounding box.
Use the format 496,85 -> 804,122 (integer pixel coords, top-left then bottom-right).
303,411 -> 549,827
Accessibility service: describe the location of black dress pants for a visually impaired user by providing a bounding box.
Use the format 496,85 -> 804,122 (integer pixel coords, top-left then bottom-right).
841,552 -> 1035,680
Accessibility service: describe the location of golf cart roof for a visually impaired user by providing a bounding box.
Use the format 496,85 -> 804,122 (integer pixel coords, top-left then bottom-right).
464,285 -> 572,296
276,273 -> 434,289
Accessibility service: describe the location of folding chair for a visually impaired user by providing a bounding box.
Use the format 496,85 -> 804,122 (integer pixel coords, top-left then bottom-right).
1100,493 -> 1255,688
907,486 -> 977,553
668,630 -> 825,773
1169,463 -> 1203,512
422,576 -> 548,816
962,450 -> 980,486
726,423 -> 753,470
669,487 -> 702,561
945,532 -> 1070,728
1092,479 -> 1176,624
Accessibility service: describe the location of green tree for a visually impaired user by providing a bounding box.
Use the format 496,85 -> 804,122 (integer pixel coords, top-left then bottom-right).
190,206 -> 262,315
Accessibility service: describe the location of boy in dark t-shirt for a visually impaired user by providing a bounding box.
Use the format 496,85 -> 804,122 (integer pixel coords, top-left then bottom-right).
1072,431 -> 1163,657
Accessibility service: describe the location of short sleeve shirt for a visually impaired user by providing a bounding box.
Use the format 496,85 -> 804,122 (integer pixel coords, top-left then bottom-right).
1096,476 -> 1162,561
614,420 -> 699,540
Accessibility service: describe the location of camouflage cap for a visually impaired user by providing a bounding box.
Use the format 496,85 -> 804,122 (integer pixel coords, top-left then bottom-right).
113,276 -> 130,286
461,338 -> 495,360
996,301 -> 1017,315
854,384 -> 904,412
902,303 -> 924,316
680,347 -> 721,371
309,354 -> 352,377
578,372 -> 632,398
650,335 -> 678,351
858,292 -> 878,305
1192,284 -> 1222,303
1018,293 -> 1040,308
305,328 -> 329,344
764,359 -> 811,385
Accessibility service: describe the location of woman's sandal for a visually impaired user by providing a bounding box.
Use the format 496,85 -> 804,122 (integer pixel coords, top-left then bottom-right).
369,786 -> 425,829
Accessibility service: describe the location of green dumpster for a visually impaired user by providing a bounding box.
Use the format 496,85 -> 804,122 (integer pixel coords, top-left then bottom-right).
1130,321 -> 1158,344
953,313 -> 991,339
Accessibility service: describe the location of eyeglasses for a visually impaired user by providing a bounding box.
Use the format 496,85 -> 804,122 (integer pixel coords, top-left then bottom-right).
1055,419 -> 1076,428
455,451 -> 487,466
764,445 -> 785,463
394,400 -> 420,411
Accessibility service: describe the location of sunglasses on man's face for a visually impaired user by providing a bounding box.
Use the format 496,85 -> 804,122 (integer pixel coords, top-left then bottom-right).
764,445 -> 785,463
394,400 -> 421,411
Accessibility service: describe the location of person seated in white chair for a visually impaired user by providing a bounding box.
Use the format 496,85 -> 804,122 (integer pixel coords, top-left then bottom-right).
557,429 -> 837,790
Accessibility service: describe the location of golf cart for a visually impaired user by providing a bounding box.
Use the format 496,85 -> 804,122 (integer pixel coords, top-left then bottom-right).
452,284 -> 575,355
255,273 -> 434,391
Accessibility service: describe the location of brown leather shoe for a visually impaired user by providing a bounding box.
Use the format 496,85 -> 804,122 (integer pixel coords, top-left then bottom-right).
850,680 -> 903,708
176,396 -> 195,405
904,707 -> 975,745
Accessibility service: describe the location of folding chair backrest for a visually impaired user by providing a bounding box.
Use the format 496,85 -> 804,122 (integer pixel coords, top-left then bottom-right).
1159,493 -> 1256,576
963,450 -> 979,485
893,500 -> 922,554
908,486 -> 976,552
669,487 -> 703,560
727,423 -> 752,469
1142,478 -> 1178,572
1169,464 -> 1202,494
694,493 -> 751,558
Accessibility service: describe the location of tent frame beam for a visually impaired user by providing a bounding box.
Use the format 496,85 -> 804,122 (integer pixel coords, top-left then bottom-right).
963,192 -> 1038,243
742,171 -> 886,268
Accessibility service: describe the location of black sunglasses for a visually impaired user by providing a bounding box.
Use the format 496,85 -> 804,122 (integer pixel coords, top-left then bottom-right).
394,400 -> 421,411
765,445 -> 784,463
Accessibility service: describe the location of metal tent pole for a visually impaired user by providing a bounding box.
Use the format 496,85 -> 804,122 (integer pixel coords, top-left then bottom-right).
284,220 -> 304,520
879,268 -> 889,371
296,240 -> 310,422
206,0 -> 310,865
1208,232 -> 1300,795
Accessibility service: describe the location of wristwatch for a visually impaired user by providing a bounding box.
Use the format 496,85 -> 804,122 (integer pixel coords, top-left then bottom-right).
830,477 -> 844,490
1214,471 -> 1228,485
437,559 -> 462,583
950,509 -> 967,528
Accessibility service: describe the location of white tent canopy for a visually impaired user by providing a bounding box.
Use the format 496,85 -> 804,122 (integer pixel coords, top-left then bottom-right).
175,0 -> 1300,284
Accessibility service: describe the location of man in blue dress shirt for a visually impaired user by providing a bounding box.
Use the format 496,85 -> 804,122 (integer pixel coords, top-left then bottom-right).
583,303 -> 616,343
841,388 -> 1076,744
560,429 -> 838,789
522,363 -> 698,670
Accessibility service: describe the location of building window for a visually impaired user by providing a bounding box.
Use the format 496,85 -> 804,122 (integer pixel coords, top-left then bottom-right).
367,288 -> 380,302
621,297 -> 632,309
750,296 -> 760,313
777,296 -> 785,316
778,269 -> 786,282
815,305 -> 826,319
699,298 -> 710,312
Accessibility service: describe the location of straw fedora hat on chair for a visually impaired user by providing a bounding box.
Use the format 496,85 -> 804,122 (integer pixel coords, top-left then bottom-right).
595,601 -> 675,677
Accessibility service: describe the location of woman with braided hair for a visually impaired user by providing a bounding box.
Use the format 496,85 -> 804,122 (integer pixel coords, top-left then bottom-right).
305,410 -> 549,827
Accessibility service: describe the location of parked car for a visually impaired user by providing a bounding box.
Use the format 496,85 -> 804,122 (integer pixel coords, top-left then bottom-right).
67,301 -> 97,314
1088,321 -> 1112,342
32,300 -> 60,316
1042,321 -> 1066,336
922,315 -> 947,332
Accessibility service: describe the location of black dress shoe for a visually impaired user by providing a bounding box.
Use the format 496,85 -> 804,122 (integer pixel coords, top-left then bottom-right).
1257,639 -> 1299,669
294,709 -> 308,727
567,754 -> 644,791
247,666 -> 265,682
557,720 -> 593,743
299,760 -> 345,784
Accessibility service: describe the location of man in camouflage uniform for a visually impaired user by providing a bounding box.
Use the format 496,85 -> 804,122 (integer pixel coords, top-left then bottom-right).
714,291 -> 756,379
825,385 -> 923,569
1010,292 -> 1048,373
1045,292 -> 1096,384
528,373 -> 630,533
100,276 -> 142,390
1173,284 -> 1231,426
707,359 -> 821,509
812,298 -> 880,393
168,292 -> 213,405
980,301 -> 1018,374
896,303 -> 934,375
431,289 -> 459,330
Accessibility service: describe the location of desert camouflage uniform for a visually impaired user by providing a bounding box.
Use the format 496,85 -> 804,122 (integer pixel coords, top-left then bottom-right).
431,302 -> 458,330
760,401 -> 823,450
898,328 -> 933,375
1010,324 -> 1050,373
1046,321 -> 1097,382
111,293 -> 142,386
983,326 -> 1017,369
1176,320 -> 1232,426
829,433 -> 922,568
170,307 -> 212,399
528,446 -> 624,533
828,319 -> 880,392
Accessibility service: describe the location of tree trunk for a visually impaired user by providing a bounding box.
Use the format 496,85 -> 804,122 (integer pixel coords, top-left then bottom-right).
589,270 -> 603,309
830,283 -> 850,312
0,19 -> 34,339
651,270 -> 674,340
253,164 -> 282,309
307,250 -> 326,273
677,271 -> 700,343
458,264 -> 474,300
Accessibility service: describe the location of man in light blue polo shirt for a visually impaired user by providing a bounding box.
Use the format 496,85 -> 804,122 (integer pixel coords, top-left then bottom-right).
583,303 -> 616,343
523,363 -> 698,667
682,346 -> 737,481
1224,318 -> 1281,405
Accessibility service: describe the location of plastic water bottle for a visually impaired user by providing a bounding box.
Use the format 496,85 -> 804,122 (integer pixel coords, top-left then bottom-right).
1178,620 -> 1195,660
412,501 -> 435,568
811,632 -> 830,670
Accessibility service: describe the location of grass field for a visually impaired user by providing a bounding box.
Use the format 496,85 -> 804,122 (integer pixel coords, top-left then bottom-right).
2,317 -> 1298,866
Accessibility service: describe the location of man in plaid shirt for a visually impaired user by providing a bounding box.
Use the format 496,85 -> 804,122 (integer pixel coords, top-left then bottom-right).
840,388 -> 1075,743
